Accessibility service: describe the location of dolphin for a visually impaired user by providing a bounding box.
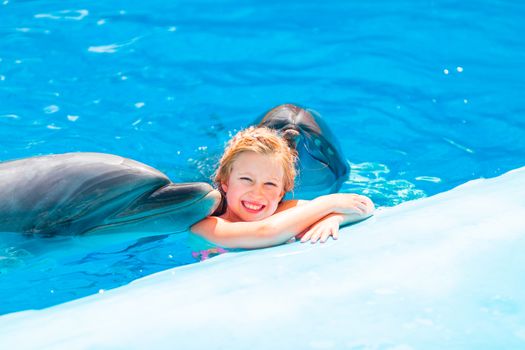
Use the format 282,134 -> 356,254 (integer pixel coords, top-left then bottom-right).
0,153 -> 221,241
257,104 -> 350,198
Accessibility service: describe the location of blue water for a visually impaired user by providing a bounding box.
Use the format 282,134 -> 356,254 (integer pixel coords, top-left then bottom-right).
1,0 -> 524,315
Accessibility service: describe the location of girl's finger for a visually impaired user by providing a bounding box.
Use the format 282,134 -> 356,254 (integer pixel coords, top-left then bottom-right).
310,228 -> 322,244
300,228 -> 314,243
360,197 -> 374,211
320,228 -> 331,243
354,203 -> 367,214
301,226 -> 319,243
360,199 -> 372,209
332,226 -> 339,240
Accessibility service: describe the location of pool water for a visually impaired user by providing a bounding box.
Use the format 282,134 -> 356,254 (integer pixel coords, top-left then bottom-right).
1,0 -> 524,315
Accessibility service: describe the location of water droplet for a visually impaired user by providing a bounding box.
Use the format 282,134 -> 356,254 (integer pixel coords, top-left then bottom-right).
443,69 -> 449,75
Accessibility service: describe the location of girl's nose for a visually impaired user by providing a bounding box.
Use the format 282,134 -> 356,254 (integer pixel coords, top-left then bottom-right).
252,183 -> 265,197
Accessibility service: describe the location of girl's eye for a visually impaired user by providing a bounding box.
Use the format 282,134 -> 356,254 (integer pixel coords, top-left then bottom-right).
265,182 -> 277,187
240,177 -> 252,182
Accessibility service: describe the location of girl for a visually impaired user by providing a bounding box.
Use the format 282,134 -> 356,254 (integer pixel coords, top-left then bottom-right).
190,127 -> 374,249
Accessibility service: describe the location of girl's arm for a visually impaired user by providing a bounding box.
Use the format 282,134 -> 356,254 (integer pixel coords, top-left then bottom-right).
276,197 -> 374,226
190,193 -> 373,249
285,196 -> 375,244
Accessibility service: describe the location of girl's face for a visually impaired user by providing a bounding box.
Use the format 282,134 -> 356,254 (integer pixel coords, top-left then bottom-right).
221,151 -> 285,222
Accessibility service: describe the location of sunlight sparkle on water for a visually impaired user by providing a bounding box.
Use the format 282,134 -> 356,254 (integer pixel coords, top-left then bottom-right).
43,105 -> 60,114
88,44 -> 119,54
0,114 -> 18,119
34,10 -> 89,21
415,176 -> 442,183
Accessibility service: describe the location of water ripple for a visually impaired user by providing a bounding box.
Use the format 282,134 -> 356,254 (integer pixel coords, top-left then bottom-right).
34,9 -> 89,21
88,36 -> 142,54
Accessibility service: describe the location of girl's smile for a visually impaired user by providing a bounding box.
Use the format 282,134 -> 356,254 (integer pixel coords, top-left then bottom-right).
221,151 -> 285,222
241,200 -> 265,212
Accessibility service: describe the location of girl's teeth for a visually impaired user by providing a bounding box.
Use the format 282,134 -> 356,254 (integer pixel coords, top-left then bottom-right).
243,202 -> 262,210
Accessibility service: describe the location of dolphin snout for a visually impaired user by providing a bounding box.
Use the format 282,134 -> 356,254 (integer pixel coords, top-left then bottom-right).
115,182 -> 215,219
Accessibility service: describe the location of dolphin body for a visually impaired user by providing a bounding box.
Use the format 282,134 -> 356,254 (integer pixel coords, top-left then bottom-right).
0,153 -> 220,240
257,104 -> 350,198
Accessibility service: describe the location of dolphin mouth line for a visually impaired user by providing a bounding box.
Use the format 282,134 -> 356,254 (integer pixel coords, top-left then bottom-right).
84,189 -> 216,234
301,137 -> 332,171
300,131 -> 347,178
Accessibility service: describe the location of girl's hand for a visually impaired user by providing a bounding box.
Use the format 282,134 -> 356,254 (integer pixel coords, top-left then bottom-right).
298,214 -> 343,244
332,193 -> 375,217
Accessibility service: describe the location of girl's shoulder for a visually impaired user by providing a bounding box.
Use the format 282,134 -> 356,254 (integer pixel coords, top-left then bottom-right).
210,192 -> 227,217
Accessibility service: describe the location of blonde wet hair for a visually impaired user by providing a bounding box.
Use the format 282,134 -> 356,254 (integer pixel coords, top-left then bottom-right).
214,126 -> 297,195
